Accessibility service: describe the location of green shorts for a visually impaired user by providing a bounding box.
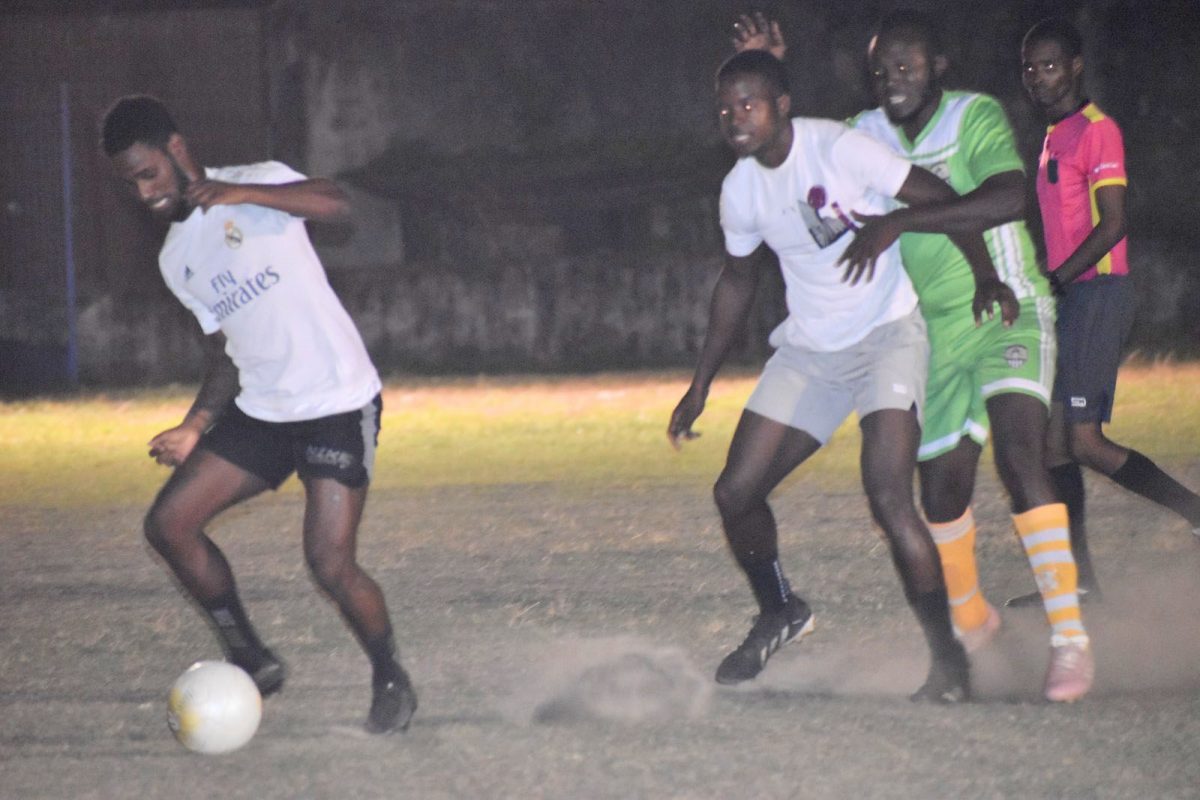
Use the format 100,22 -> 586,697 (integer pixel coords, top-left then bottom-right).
917,297 -> 1056,461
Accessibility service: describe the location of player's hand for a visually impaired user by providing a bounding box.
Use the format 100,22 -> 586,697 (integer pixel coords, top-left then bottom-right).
185,179 -> 247,211
837,212 -> 899,285
668,386 -> 707,451
973,277 -> 1020,327
147,424 -> 202,467
731,12 -> 787,60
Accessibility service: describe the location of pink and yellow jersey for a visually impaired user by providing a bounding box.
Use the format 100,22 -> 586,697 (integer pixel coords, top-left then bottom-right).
1035,101 -> 1128,280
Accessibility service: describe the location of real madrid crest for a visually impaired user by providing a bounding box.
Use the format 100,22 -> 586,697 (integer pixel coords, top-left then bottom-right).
224,220 -> 243,249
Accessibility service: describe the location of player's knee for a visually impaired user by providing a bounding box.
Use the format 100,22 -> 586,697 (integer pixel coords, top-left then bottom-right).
306,547 -> 352,594
713,476 -> 757,520
865,483 -> 915,528
143,504 -> 179,555
1065,426 -> 1109,470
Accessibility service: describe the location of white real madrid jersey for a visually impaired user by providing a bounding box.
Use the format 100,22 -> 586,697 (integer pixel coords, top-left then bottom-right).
159,161 -> 381,423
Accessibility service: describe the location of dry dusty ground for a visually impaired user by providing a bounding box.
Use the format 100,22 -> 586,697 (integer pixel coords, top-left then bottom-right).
4,465 -> 1200,798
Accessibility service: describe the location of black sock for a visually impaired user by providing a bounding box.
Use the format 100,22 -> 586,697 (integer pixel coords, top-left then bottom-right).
364,630 -> 402,685
1050,464 -> 1098,591
1110,450 -> 1200,526
906,586 -> 962,662
738,556 -> 792,613
200,590 -> 273,669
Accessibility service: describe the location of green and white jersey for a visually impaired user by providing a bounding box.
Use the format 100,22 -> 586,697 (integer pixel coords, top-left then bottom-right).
851,91 -> 1047,319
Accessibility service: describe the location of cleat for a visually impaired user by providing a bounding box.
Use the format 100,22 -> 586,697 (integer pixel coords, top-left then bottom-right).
231,650 -> 286,697
1044,641 -> 1094,703
715,594 -> 814,685
955,603 -> 1001,655
365,667 -> 418,734
910,642 -> 971,703
1005,584 -> 1098,609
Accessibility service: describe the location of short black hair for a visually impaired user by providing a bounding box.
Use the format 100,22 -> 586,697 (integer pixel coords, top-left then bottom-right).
875,8 -> 944,57
99,94 -> 178,157
1023,17 -> 1083,60
716,49 -> 789,98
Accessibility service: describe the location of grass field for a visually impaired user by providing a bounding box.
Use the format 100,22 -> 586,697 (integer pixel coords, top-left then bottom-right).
3,363 -> 1200,799
5,361 -> 1198,508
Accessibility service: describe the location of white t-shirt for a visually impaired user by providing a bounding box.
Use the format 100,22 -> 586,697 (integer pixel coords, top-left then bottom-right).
159,161 -> 381,422
720,117 -> 918,351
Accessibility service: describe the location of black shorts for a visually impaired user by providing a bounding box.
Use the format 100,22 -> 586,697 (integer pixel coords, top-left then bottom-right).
199,394 -> 382,489
1053,276 -> 1136,423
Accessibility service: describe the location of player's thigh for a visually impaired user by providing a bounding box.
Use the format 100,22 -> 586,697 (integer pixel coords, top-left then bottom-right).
859,407 -> 922,511
290,396 -> 382,558
744,347 -> 854,447
918,438 -> 983,522
720,409 -> 822,501
150,447 -> 270,533
849,309 -> 929,426
301,477 -> 368,562
920,314 -> 989,463
201,401 -> 298,490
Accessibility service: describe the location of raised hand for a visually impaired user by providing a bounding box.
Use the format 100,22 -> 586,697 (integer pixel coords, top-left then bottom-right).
731,12 -> 787,60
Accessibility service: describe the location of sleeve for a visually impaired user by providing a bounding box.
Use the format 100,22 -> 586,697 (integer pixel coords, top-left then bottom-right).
719,171 -> 764,258
1084,119 -> 1127,189
959,95 -> 1026,184
230,160 -> 309,185
834,127 -> 912,199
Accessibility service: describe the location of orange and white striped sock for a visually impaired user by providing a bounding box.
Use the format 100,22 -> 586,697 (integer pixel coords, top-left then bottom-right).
1014,503 -> 1088,646
929,508 -> 990,635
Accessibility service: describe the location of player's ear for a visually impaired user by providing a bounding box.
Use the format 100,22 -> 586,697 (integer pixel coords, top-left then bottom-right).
933,54 -> 949,80
165,132 -> 187,160
775,92 -> 791,117
165,133 -> 201,181
1069,54 -> 1084,82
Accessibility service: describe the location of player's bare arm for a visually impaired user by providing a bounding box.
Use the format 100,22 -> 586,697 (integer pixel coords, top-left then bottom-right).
838,164 -> 954,283
854,170 -> 1026,236
1047,183 -> 1126,288
668,248 -> 765,450
147,331 -> 237,467
731,12 -> 786,60
185,178 -> 351,223
841,166 -> 1018,325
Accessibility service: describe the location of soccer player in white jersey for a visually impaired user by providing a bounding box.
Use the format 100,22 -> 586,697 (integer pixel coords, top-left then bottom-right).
101,95 -> 415,734
668,50 -> 1007,701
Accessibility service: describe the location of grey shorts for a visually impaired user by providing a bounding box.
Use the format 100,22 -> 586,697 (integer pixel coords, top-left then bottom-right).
745,309 -> 929,443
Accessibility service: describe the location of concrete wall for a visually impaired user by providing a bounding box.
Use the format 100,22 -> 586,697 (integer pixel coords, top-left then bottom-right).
2,0 -> 1198,392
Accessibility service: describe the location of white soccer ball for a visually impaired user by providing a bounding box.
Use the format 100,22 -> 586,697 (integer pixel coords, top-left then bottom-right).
167,660 -> 262,754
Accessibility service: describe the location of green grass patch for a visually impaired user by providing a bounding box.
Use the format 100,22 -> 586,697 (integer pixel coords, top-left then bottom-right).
2,364 -> 1196,509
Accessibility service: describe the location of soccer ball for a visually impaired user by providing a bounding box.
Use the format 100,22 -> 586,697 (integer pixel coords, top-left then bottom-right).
167,661 -> 262,754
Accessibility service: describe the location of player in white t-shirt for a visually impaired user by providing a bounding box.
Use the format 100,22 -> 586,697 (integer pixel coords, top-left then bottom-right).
101,95 -> 415,734
668,51 -> 1003,701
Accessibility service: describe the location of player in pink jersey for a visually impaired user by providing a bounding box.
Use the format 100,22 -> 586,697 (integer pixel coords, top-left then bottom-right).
1012,18 -> 1200,609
